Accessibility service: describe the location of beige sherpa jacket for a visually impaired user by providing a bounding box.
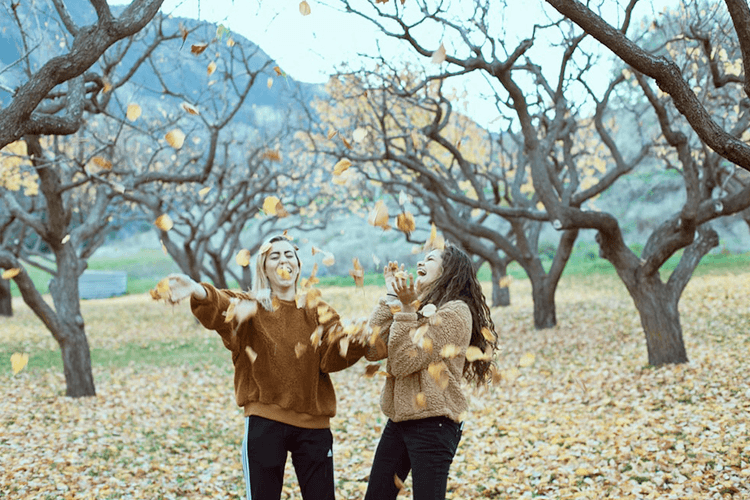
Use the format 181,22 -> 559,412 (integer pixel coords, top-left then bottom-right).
366,297 -> 471,423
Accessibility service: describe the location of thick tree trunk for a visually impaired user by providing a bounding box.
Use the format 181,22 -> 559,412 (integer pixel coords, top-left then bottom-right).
59,322 -> 97,397
529,273 -> 556,329
49,257 -> 96,397
490,261 -> 511,307
629,278 -> 687,365
0,278 -> 11,317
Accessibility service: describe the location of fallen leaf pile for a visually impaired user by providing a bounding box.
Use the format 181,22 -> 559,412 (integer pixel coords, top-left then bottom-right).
1,271 -> 748,498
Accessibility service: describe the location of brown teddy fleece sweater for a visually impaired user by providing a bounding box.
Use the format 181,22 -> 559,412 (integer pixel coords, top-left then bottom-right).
366,298 -> 472,423
191,283 -> 366,429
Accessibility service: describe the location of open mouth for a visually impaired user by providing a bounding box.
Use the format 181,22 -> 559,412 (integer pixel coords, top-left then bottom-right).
276,265 -> 293,279
417,268 -> 426,276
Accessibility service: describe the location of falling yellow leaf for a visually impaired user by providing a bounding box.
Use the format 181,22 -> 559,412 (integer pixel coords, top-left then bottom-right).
10,353 -> 29,375
224,298 -> 238,323
341,136 -> 352,149
431,43 -> 447,64
154,214 -> 174,232
274,66 -> 284,77
327,128 -> 338,139
481,326 -> 496,343
349,258 -> 364,287
367,200 -> 390,230
423,223 -> 445,252
198,186 -> 211,197
519,352 -> 536,368
91,156 -> 112,171
262,196 -> 280,215
498,275 -> 512,288
259,242 -> 272,254
235,249 -> 251,267
102,78 -> 112,93
364,363 -> 381,378
322,252 -> 335,266
267,77 -> 273,89
333,158 -> 352,175
181,102 -> 200,115
465,345 -> 491,362
261,149 -> 282,162
126,103 -> 142,122
312,246 -> 323,255
339,336 -> 350,357
396,212 -> 416,235
2,268 -> 20,280
245,346 -> 258,363
165,129 -> 185,149
207,61 -> 217,75
275,200 -> 289,218
191,42 -> 208,55
61,234 -> 71,245
299,0 -> 311,15
398,190 -> 409,206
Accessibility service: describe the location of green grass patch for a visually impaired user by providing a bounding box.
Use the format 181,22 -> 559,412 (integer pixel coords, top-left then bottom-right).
0,338 -> 229,372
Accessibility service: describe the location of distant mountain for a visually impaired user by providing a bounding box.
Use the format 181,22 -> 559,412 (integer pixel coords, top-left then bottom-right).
0,0 -> 325,121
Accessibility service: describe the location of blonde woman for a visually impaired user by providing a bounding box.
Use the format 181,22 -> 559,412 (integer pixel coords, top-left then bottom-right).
364,244 -> 497,500
164,235 -> 366,500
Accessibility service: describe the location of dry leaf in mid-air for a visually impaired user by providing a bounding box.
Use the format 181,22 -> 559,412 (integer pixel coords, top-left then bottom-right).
322,252 -> 335,266
367,201 -> 390,230
431,43 -> 447,64
423,223 -> 445,252
207,61 -> 217,75
421,304 -> 437,317
235,249 -> 251,267
262,196 -> 281,215
91,156 -> 112,171
465,345 -> 491,362
364,364 -> 381,378
191,43 -> 208,55
165,129 -> 185,149
181,102 -> 200,115
349,258 -> 364,287
198,186 -> 211,197
2,267 -> 21,280
126,103 -> 141,121
352,127 -> 368,143
155,214 -> 174,232
481,326 -> 496,342
299,0 -> 311,15
396,212 -> 416,235
61,234 -> 71,245
333,159 -> 352,175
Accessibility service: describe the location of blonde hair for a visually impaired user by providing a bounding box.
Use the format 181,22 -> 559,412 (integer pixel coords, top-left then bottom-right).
252,235 -> 302,310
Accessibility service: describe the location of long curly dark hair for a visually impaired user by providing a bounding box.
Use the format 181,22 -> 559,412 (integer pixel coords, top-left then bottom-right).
418,244 -> 498,386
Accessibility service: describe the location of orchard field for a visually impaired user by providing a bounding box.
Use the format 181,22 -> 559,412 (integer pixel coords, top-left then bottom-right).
1,270 -> 749,499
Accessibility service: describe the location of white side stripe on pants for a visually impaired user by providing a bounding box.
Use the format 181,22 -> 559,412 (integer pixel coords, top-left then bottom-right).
242,416 -> 252,500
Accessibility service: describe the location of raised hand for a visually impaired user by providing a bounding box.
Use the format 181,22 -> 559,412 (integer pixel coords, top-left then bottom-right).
166,273 -> 206,302
392,271 -> 418,312
383,261 -> 406,296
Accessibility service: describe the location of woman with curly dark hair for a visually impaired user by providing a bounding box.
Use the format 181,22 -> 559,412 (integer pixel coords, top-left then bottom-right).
364,243 -> 497,499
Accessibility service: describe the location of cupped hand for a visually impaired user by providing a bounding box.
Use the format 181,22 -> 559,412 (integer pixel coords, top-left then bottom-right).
392,271 -> 418,312
383,261 -> 404,296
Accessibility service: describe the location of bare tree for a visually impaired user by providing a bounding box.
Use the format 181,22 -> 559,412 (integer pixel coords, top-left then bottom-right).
0,0 -> 164,150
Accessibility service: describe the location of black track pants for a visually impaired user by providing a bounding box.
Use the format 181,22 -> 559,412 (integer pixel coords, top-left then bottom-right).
241,415 -> 335,500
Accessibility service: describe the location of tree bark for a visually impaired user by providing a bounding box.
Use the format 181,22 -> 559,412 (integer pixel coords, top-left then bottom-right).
0,278 -> 11,317
529,272 -> 557,329
489,260 -> 511,307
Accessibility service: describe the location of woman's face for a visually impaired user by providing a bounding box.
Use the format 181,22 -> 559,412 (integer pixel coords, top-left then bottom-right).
263,240 -> 299,292
415,249 -> 443,293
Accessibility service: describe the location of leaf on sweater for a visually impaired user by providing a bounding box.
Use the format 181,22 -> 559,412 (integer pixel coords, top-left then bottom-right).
224,298 -> 239,323
389,303 -> 402,314
368,325 -> 381,345
428,361 -> 450,389
231,300 -> 258,324
440,344 -> 460,359
414,392 -> 427,408
244,346 -> 257,363
295,342 -> 308,358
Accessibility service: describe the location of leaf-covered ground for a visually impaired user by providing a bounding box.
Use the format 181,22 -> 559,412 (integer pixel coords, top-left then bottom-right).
1,272 -> 749,499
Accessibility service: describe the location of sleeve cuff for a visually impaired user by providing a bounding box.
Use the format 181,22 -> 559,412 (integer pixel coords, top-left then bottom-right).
393,312 -> 418,322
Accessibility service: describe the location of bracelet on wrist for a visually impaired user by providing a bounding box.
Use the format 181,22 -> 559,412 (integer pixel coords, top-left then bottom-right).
386,293 -> 398,298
